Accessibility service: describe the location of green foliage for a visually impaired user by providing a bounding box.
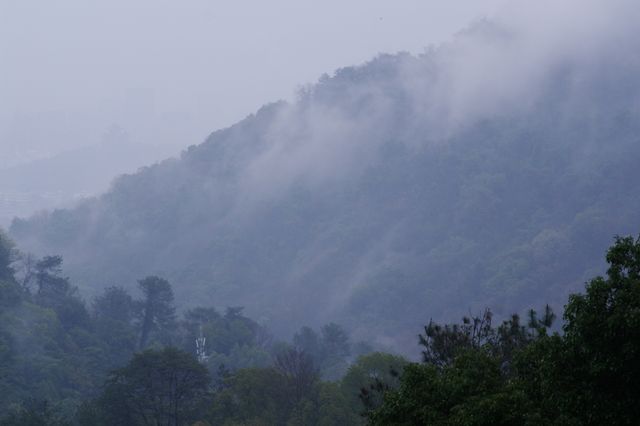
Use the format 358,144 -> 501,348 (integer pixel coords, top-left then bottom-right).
0,239 -> 363,424
0,249 -> 174,413
513,235 -> 640,424
0,297 -> 104,411
274,348 -> 319,405
0,229 -> 15,283
4,232 -> 640,425
420,309 -> 494,368
92,286 -> 138,369
28,255 -> 90,331
0,230 -> 20,307
136,275 -> 177,348
206,344 -> 273,377
292,323 -> 354,380
0,279 -> 21,308
293,326 -> 320,362
288,382 -> 361,426
369,235 -> 640,425
319,323 -> 351,379
341,352 -> 408,414
93,285 -> 135,324
209,362 -> 363,426
367,351 -> 533,425
180,305 -> 273,376
100,347 -> 211,426
209,368 -> 292,425
0,400 -> 71,426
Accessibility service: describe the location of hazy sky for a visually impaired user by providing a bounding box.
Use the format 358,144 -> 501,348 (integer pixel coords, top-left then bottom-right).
0,0 -> 506,166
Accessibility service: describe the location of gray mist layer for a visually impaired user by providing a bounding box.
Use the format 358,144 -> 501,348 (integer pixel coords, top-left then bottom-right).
0,0 -> 504,225
9,0 -> 640,350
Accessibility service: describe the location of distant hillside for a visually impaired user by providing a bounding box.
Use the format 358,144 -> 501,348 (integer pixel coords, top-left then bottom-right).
11,14 -> 640,348
0,140 -> 178,226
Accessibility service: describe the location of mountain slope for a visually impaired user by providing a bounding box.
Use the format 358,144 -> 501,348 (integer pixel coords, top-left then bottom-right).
11,6 -> 640,347
0,138 -> 178,226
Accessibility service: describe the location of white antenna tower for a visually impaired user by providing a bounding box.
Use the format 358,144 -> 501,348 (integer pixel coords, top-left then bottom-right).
196,326 -> 208,363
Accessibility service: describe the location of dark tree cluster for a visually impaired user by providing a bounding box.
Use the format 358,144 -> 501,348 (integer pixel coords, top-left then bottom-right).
366,235 -> 640,425
0,231 -> 376,425
4,229 -> 640,425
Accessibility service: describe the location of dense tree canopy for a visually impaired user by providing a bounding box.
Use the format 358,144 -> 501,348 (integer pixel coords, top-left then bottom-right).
137,276 -> 177,348
0,234 -> 364,424
368,235 -> 640,425
3,228 -> 640,424
3,8 -> 640,423
99,347 -> 210,426
0,231 -> 20,308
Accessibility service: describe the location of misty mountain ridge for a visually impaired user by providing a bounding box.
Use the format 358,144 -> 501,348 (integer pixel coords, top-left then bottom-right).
10,10 -> 640,348
0,136 -> 179,226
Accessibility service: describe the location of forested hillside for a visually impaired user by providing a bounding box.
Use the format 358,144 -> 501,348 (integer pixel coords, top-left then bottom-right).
0,230 -> 391,424
10,16 -> 640,346
2,228 -> 639,424
0,129 -> 177,227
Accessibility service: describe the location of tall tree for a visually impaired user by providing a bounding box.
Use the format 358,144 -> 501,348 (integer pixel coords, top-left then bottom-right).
93,286 -> 138,368
93,286 -> 135,324
0,231 -> 20,307
420,309 -> 494,368
29,255 -> 90,330
558,235 -> 640,423
320,323 -> 351,379
293,326 -> 321,363
136,276 -> 177,348
33,256 -> 70,301
275,348 -> 319,405
0,230 -> 15,284
321,323 -> 350,359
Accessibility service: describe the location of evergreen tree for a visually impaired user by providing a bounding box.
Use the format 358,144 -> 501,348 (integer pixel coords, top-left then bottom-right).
136,276 -> 177,348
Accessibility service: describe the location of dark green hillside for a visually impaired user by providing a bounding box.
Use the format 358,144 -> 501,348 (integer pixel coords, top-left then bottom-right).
11,24 -> 640,346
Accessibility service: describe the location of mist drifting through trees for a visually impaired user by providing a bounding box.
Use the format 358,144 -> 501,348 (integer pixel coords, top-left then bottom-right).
2,0 -> 640,424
